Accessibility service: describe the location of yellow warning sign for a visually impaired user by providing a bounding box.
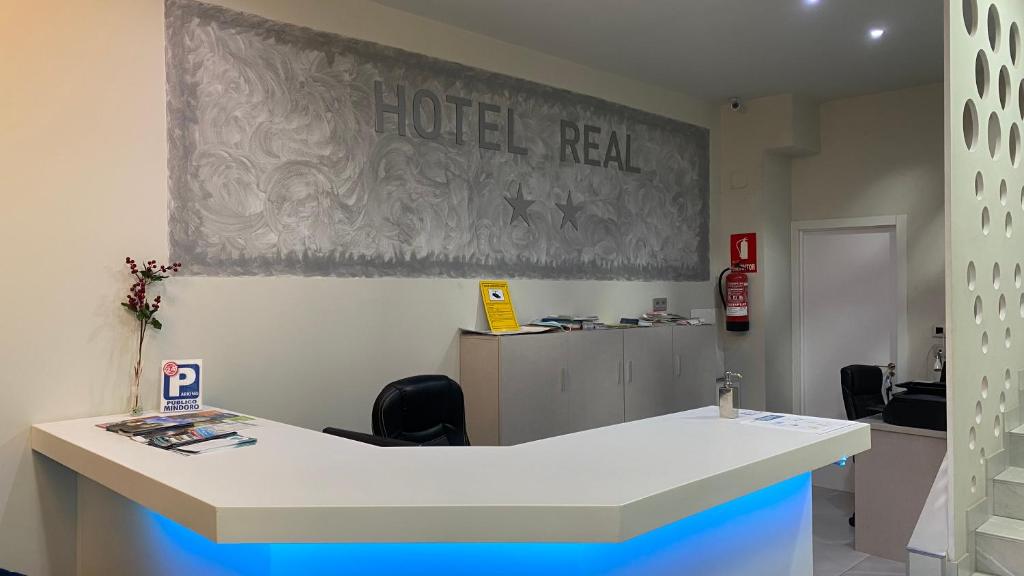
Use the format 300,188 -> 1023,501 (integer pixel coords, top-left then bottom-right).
479,280 -> 520,332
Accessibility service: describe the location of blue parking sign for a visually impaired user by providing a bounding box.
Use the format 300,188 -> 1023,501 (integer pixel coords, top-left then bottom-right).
160,359 -> 203,413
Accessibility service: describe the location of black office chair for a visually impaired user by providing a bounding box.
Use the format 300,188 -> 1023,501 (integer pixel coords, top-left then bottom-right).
840,364 -> 886,421
839,364 -> 885,528
324,375 -> 470,447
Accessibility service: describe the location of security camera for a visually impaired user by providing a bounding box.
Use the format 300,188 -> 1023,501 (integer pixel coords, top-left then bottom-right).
728,98 -> 744,112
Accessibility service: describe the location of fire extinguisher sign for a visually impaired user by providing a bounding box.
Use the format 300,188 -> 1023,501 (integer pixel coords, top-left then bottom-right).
730,233 -> 757,273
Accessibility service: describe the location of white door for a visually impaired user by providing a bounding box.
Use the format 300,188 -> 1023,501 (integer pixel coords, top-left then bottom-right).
799,226 -> 899,421
796,223 -> 902,492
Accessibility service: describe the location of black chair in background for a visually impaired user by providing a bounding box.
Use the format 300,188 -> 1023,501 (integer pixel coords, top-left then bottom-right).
324,375 -> 470,447
840,364 -> 886,421
839,364 -> 885,529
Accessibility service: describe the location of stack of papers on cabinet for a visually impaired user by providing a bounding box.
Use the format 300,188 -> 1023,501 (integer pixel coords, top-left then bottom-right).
461,325 -> 558,336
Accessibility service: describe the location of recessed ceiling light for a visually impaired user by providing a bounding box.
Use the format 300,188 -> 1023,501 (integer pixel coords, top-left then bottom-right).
804,0 -> 821,5
869,28 -> 886,39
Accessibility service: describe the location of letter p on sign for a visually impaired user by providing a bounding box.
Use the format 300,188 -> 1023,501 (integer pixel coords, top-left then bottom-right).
167,365 -> 198,397
161,359 -> 203,413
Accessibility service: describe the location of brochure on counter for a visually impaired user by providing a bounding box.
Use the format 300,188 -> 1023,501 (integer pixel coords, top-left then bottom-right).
735,410 -> 857,434
98,409 -> 258,455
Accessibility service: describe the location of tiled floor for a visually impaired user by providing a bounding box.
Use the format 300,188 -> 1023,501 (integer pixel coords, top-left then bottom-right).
813,486 -> 906,576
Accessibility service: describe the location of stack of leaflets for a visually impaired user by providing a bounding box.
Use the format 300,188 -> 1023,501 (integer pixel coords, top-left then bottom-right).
98,409 -> 258,455
537,315 -> 604,330
640,312 -> 686,325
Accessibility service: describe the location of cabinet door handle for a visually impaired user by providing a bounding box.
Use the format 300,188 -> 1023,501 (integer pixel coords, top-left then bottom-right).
674,354 -> 681,377
561,367 -> 567,393
627,360 -> 633,384
617,361 -> 623,386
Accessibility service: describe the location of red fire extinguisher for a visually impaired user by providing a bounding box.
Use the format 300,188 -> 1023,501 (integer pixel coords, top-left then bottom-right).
718,268 -> 749,332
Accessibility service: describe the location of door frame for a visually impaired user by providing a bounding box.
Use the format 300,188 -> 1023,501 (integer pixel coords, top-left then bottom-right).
790,215 -> 909,415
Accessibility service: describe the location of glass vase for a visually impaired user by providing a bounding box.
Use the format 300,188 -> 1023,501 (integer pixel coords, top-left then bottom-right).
128,359 -> 144,416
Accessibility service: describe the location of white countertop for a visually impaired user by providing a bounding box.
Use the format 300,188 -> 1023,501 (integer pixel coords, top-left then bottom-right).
32,406 -> 868,544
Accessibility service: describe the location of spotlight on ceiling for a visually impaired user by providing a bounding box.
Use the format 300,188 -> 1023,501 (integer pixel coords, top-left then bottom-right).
869,28 -> 886,40
804,0 -> 821,5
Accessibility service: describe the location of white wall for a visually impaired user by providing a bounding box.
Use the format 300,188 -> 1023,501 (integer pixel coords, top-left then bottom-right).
715,85 -> 943,418
791,83 -> 945,381
0,1 -> 718,573
716,94 -> 819,412
762,154 -> 795,413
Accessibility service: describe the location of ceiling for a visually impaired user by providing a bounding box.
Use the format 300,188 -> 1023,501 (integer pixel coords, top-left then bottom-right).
372,0 -> 943,103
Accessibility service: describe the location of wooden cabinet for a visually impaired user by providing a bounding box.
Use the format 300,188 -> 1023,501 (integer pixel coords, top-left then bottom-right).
498,332 -> 569,445
623,327 -> 675,421
672,325 -> 722,411
459,326 -> 719,445
566,330 -> 625,432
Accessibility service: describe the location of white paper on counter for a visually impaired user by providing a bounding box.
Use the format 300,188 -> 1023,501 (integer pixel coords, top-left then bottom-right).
736,410 -> 858,434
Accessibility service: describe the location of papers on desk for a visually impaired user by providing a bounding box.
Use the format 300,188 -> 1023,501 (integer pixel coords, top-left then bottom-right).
99,409 -> 258,455
100,409 -> 254,435
736,410 -> 858,434
146,421 -> 253,449
173,434 -> 257,454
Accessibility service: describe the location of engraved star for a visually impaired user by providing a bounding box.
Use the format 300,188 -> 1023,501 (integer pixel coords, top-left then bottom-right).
504,183 -> 535,226
555,189 -> 584,231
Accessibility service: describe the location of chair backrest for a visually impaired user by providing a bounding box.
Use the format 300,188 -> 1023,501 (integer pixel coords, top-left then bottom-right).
371,375 -> 470,446
840,364 -> 885,420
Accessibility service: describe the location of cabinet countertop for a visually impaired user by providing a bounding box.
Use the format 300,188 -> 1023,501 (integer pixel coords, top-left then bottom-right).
459,324 -> 712,337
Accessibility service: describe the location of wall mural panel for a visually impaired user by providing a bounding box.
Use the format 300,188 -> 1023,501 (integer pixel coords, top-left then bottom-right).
165,0 -> 710,280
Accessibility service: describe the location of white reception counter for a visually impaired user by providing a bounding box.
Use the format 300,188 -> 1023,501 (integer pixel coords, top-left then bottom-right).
33,406 -> 868,575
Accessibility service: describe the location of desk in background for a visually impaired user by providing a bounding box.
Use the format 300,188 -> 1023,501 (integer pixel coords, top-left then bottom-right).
855,414 -> 946,562
460,325 -> 721,445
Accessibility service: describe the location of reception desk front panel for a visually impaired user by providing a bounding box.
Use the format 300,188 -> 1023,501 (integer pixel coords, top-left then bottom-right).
78,473 -> 812,576
34,406 -> 867,574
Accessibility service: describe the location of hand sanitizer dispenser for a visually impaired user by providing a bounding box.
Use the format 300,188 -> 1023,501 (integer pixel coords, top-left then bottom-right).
716,371 -> 743,418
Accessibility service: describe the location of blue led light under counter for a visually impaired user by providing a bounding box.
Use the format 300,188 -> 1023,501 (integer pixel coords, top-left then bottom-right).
137,473 -> 812,576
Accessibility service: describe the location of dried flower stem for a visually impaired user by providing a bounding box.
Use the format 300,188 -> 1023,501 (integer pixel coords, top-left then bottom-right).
122,257 -> 181,414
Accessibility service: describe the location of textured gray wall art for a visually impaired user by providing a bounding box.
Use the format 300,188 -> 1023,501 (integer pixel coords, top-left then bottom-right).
165,0 -> 710,280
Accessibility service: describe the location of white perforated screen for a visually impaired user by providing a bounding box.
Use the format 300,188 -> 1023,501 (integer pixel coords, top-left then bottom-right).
948,0 -> 1024,563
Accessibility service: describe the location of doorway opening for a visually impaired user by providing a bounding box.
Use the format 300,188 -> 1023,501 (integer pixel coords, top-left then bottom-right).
792,216 -> 908,490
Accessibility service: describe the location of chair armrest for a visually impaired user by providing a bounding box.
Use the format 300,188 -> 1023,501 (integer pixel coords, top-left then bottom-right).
322,427 -> 418,447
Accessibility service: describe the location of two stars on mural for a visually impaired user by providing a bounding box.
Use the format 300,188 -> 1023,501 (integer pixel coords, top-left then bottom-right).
504,183 -> 584,231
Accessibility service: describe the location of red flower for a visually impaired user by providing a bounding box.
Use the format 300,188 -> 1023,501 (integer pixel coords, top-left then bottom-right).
121,257 -> 181,330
